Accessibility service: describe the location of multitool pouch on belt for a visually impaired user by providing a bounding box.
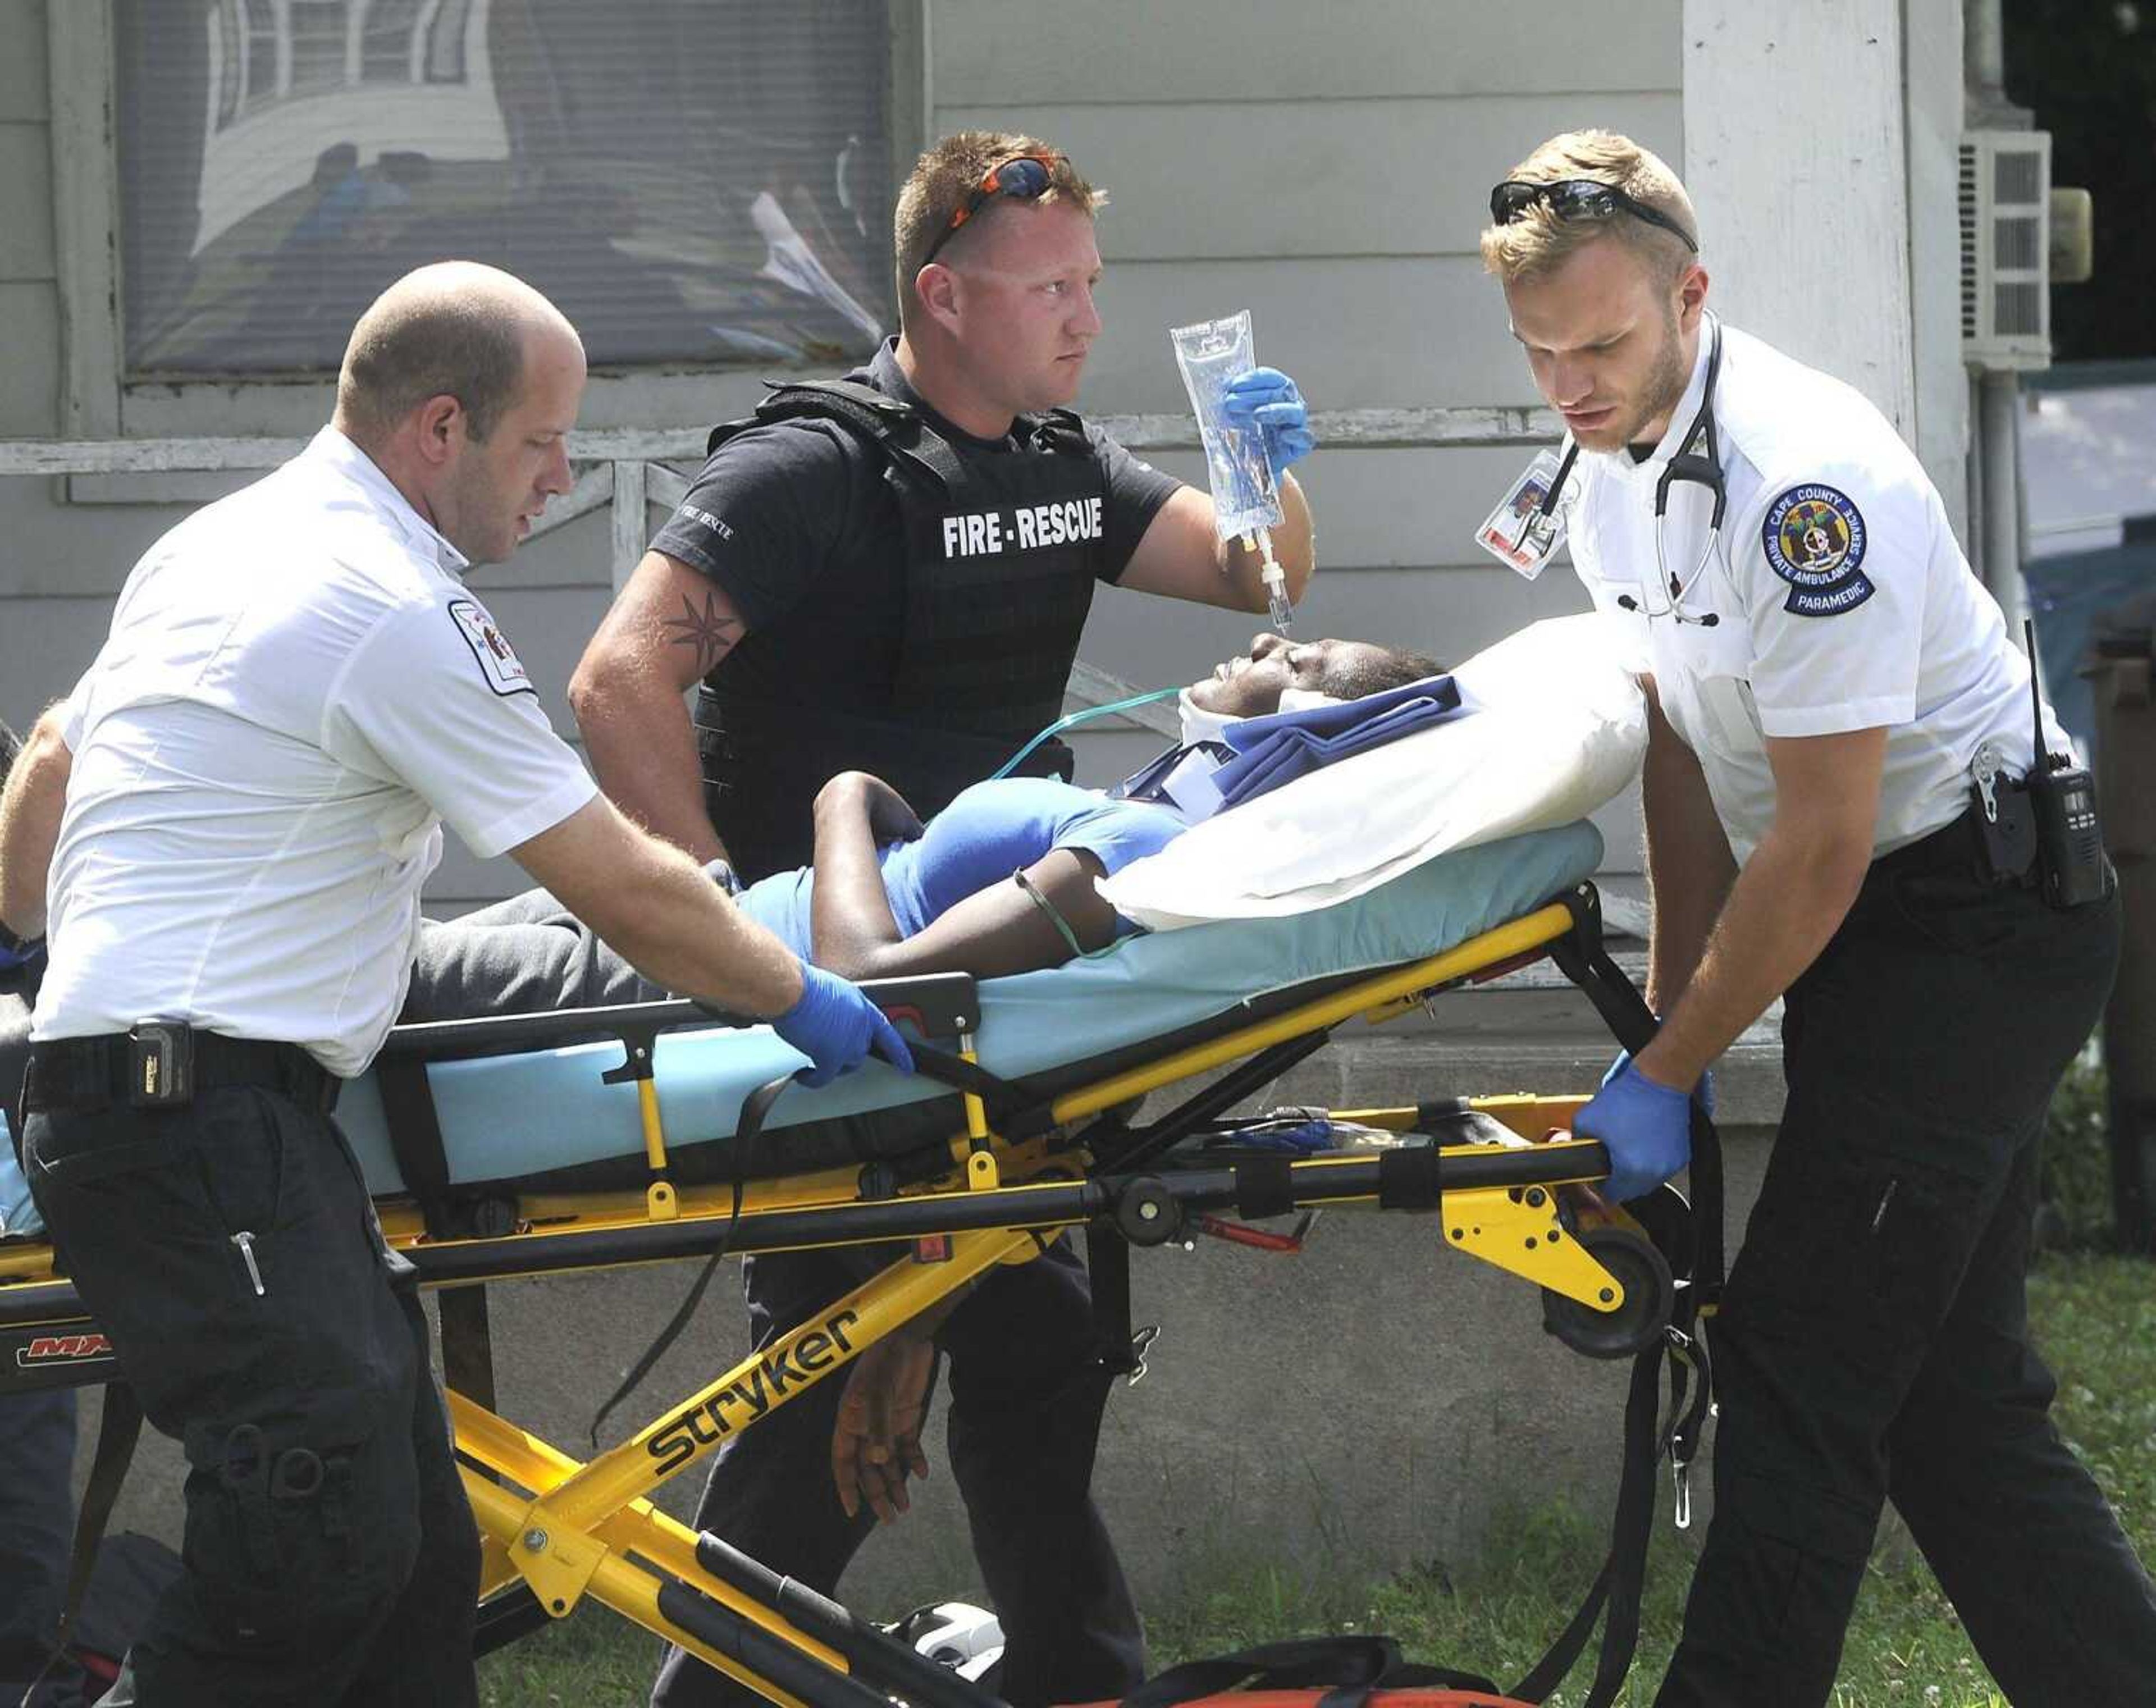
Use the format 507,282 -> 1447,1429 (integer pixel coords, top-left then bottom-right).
1969,740 -> 2039,886
1968,739 -> 2110,907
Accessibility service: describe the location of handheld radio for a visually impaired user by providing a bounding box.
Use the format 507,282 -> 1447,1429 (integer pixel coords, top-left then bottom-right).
2022,620 -> 2109,910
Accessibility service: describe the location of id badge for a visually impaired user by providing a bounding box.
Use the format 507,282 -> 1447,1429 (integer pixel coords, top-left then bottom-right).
1475,448 -> 1569,580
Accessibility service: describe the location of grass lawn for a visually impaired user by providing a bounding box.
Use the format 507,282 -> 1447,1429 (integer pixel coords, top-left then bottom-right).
478,1253 -> 2156,1707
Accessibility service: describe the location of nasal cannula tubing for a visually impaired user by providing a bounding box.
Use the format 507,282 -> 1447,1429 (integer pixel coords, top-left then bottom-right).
990,684 -> 1184,780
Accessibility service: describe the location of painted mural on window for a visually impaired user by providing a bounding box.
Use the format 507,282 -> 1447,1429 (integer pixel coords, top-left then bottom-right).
117,0 -> 892,373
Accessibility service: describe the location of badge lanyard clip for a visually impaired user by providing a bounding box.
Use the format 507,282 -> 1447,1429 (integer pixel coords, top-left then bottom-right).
1475,444 -> 1575,579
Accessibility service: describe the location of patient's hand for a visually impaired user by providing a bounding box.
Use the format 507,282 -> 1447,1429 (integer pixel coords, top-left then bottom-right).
831,1333 -> 934,1523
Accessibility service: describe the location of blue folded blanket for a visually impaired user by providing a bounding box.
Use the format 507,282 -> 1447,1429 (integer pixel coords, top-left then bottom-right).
1175,675 -> 1465,819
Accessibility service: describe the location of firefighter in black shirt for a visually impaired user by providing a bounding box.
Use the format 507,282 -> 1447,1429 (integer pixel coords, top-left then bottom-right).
570,134 -> 1319,1708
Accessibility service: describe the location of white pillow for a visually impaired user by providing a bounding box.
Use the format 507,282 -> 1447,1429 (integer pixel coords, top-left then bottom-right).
1098,614 -> 1645,930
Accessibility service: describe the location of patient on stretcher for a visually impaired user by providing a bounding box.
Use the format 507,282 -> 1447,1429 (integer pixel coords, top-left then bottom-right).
403,634 -> 1441,1020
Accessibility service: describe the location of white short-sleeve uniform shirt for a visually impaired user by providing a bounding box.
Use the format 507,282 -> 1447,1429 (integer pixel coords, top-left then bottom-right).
1566,317 -> 2067,865
34,427 -> 597,1075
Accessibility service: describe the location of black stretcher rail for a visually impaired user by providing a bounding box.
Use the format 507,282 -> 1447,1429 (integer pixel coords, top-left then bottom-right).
0,1139 -> 1610,1345
392,1140 -> 1611,1286
693,1529 -> 1009,1708
379,973 -> 984,1062
652,1579 -> 892,1708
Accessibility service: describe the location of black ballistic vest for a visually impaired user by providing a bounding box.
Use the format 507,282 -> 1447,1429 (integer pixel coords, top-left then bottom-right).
692,377 -> 1107,879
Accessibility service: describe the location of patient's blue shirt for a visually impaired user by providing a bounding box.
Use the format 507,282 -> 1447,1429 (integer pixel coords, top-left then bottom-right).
734,778 -> 1186,957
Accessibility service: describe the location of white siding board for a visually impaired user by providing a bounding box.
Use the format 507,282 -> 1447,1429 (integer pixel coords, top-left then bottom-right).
931,0 -> 1679,104
116,369 -> 778,442
0,476 -> 190,599
937,95 -> 1682,262
1083,257 -> 1536,413
0,0 -> 45,122
463,506 -> 620,596
0,281 -> 59,436
0,597 -> 114,728
0,124 -> 53,280
65,471 -> 254,508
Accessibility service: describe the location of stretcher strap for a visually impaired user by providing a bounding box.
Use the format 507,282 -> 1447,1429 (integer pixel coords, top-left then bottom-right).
586,1073 -> 790,1448
374,1054 -> 455,1238
1506,1339 -> 1661,1706
904,1042 -> 1055,1140
1688,1103 -> 1726,1309
1232,1157 -> 1296,1221
1507,1126 -> 1724,1706
1375,1147 -> 1442,1210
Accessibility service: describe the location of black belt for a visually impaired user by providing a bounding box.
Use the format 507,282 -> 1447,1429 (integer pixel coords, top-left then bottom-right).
24,1031 -> 339,1116
1872,798 -> 2036,887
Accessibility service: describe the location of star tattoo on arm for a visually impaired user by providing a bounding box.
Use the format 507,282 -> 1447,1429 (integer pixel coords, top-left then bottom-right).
663,591 -> 743,675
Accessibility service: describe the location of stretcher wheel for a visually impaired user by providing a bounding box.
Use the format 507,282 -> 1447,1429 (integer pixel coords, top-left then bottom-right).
1540,1226 -> 1673,1360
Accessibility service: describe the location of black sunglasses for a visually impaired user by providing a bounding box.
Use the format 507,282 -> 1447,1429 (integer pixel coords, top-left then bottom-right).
1488,178 -> 1698,253
921,154 -> 1065,266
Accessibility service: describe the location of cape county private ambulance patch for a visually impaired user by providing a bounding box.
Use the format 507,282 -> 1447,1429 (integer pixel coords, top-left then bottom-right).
1761,483 -> 1874,616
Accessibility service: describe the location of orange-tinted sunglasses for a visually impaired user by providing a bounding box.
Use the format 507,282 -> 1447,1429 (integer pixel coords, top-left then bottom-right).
921,154 -> 1066,264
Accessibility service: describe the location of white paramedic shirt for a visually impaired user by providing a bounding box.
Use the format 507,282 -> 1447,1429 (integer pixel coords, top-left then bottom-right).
34,426 -> 598,1075
1565,316 -> 2067,864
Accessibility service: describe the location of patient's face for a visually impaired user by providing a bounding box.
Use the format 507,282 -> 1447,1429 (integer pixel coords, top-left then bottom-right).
1186,633 -> 1399,718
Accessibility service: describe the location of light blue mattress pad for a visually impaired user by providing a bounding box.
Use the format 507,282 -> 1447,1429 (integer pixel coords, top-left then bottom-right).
0,821 -> 1601,1232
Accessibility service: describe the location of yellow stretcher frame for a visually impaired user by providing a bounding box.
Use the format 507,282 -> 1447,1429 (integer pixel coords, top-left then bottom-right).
0,888 -> 1683,1705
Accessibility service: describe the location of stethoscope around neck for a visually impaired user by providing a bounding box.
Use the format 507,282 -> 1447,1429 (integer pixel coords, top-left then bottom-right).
1535,315 -> 1727,628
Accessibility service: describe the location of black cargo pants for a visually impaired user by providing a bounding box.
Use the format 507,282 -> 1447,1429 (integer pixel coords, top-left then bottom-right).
24,1082 -> 479,1707
1657,830 -> 2156,1706
651,1238 -> 1146,1708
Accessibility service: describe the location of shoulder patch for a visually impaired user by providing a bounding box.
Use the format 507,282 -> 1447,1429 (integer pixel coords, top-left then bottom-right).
447,597 -> 533,697
1761,484 -> 1874,616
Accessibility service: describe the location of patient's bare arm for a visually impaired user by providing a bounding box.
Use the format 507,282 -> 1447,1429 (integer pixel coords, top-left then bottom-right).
808,772 -> 1122,981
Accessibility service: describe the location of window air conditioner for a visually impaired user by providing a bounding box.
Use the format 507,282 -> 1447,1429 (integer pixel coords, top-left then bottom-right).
1959,130 -> 2051,372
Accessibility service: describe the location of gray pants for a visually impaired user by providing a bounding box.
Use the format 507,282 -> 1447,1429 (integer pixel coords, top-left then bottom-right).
401,887 -> 676,1022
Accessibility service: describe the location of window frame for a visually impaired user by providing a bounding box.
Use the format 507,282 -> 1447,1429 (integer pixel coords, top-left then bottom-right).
47,0 -> 928,442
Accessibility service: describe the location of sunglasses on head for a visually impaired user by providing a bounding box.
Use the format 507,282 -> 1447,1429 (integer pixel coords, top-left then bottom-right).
1488,178 -> 1698,253
921,153 -> 1066,266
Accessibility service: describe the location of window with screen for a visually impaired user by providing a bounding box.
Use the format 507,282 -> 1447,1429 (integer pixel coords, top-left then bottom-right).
114,0 -> 894,377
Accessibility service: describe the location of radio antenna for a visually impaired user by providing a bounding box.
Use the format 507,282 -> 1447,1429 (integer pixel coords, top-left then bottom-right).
2024,618 -> 2050,771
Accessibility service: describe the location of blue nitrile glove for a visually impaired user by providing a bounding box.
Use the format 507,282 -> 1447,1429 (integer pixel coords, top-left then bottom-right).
1221,366 -> 1314,477
772,963 -> 915,1089
1575,1059 -> 1693,1203
1604,1048 -> 1715,1120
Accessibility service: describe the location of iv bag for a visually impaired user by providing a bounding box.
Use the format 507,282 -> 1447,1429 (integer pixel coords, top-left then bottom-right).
1169,310 -> 1285,544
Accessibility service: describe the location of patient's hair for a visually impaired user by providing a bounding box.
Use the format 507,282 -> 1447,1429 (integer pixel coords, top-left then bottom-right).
1479,130 -> 1697,287
1327,646 -> 1445,700
893,131 -> 1105,327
